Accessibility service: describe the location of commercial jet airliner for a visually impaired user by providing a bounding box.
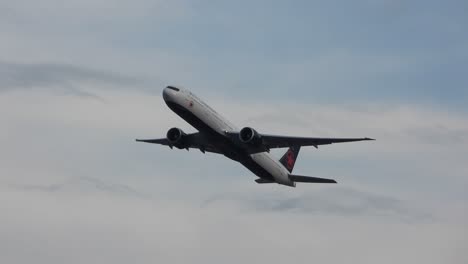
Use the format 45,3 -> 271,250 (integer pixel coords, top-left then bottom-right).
136,86 -> 374,187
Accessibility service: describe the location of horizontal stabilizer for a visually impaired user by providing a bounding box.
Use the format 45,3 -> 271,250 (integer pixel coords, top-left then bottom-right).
255,178 -> 275,184
289,174 -> 337,184
136,138 -> 167,144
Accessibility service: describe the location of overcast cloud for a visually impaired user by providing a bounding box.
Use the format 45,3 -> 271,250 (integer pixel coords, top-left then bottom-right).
1,1 -> 467,263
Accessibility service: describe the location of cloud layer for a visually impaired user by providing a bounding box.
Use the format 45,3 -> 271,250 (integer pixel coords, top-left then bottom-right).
1,82 -> 467,263
1,0 -> 467,263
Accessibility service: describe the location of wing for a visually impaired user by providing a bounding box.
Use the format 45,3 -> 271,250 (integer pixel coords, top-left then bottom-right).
136,133 -> 222,154
260,134 -> 375,149
227,131 -> 374,153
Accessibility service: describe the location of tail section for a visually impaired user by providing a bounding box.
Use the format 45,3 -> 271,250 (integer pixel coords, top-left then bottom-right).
279,146 -> 301,172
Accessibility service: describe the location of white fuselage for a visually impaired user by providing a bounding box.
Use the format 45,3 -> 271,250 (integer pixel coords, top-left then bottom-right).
163,87 -> 295,187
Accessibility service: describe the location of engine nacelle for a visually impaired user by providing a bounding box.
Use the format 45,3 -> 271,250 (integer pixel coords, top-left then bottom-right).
166,127 -> 187,149
239,127 -> 262,145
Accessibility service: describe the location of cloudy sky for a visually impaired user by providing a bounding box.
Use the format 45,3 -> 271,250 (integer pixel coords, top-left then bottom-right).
1,1 -> 467,263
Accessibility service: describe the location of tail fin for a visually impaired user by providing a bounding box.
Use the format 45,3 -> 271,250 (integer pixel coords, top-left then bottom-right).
279,146 -> 301,172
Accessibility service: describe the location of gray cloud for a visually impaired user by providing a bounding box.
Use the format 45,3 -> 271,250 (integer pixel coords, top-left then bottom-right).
403,125 -> 468,145
202,187 -> 432,222
11,176 -> 148,199
1,88 -> 464,263
0,61 -> 144,99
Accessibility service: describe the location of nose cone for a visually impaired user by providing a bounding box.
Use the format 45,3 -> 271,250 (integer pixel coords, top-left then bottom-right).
162,87 -> 171,101
163,86 -> 183,103
163,86 -> 178,102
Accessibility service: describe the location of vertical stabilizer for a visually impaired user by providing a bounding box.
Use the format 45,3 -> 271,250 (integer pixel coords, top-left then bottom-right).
279,146 -> 301,172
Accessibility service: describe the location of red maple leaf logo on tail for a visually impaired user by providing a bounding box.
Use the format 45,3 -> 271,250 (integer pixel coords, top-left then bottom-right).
286,149 -> 295,171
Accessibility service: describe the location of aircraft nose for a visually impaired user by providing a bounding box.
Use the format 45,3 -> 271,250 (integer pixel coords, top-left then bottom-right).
162,87 -> 174,102
163,86 -> 181,102
162,87 -> 170,101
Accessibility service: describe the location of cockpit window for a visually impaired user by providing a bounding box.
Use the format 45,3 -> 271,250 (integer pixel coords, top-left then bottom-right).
167,86 -> 180,92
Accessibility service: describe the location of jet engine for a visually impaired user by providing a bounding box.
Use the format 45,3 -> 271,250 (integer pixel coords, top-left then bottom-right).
239,127 -> 262,145
166,127 -> 187,149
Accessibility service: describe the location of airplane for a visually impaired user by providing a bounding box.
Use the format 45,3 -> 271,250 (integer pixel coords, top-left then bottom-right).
136,86 -> 374,187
